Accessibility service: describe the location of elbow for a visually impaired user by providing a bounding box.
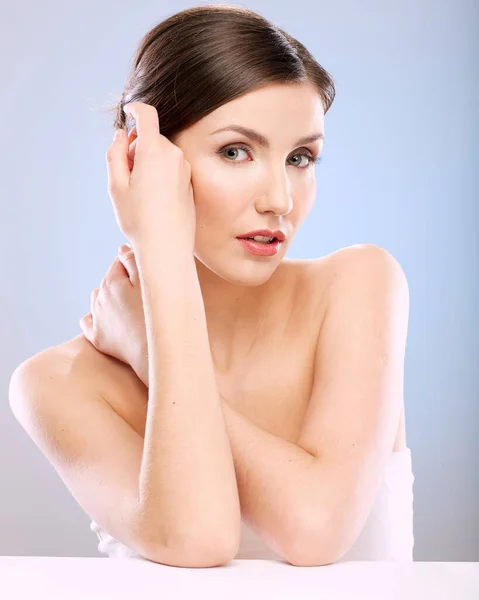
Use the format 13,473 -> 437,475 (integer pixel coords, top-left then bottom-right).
281,509 -> 346,567
181,525 -> 240,566
283,537 -> 339,567
140,529 -> 239,568
134,498 -> 241,568
285,547 -> 340,568
283,533 -> 343,567
177,518 -> 241,566
137,521 -> 240,568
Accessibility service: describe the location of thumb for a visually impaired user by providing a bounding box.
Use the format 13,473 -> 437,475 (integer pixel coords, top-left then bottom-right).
106,128 -> 130,193
79,313 -> 93,340
118,244 -> 140,286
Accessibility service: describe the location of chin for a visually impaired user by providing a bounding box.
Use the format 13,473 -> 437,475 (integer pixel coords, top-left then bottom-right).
195,253 -> 280,286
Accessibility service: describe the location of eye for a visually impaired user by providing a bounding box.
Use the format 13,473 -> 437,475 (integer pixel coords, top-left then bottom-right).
218,144 -> 250,163
217,144 -> 322,170
289,153 -> 323,169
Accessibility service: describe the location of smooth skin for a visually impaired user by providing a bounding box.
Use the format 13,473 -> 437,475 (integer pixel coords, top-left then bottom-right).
80,241 -> 409,566
10,82 -> 409,567
83,81 -> 326,373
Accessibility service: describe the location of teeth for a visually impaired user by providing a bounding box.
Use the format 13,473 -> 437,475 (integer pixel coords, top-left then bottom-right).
251,235 -> 274,242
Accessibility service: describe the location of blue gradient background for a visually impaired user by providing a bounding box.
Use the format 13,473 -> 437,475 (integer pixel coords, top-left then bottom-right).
1,0 -> 477,560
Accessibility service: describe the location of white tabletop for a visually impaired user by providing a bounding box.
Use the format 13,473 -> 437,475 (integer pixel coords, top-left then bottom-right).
0,557 -> 478,599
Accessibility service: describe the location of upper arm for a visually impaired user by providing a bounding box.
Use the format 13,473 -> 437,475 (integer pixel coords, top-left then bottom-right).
291,245 -> 409,564
8,344 -> 234,567
8,348 -> 153,557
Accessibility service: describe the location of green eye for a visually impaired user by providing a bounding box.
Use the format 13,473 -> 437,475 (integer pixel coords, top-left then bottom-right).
217,143 -> 322,169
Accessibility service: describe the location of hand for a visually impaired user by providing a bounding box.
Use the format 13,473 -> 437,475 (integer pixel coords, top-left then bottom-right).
79,245 -> 148,385
107,101 -> 196,253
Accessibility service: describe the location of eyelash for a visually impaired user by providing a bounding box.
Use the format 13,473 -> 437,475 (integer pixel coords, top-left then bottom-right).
217,143 -> 322,170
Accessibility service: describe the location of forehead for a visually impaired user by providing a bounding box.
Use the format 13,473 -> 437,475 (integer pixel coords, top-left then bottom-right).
181,81 -> 325,143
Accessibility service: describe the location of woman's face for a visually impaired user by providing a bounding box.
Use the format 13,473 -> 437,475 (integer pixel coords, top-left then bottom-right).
173,81 -> 325,286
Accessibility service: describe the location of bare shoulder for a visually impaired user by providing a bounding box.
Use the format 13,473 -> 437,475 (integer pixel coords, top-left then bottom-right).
279,244 -> 408,335
322,243 -> 406,272
278,243 -> 402,304
15,334 -> 142,408
310,243 -> 408,305
310,243 -> 409,453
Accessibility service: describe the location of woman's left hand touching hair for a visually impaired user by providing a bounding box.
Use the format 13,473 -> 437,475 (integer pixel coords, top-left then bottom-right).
79,245 -> 149,386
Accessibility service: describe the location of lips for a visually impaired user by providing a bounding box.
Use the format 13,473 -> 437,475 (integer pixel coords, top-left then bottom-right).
237,229 -> 286,242
237,237 -> 282,256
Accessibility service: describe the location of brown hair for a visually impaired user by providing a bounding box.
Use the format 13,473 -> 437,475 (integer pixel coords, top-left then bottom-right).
109,4 -> 336,141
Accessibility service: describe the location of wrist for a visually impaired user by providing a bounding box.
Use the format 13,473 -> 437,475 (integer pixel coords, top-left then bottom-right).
131,343 -> 149,388
133,240 -> 195,274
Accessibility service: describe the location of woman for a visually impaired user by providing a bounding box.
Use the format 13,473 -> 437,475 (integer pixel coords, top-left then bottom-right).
9,5 -> 414,567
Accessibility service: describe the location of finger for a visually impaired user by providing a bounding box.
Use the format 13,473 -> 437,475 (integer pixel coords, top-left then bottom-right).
90,288 -> 99,314
80,312 -> 92,327
123,102 -> 160,149
118,244 -> 140,286
79,313 -> 93,337
103,256 -> 130,288
127,135 -> 137,172
106,127 -> 130,194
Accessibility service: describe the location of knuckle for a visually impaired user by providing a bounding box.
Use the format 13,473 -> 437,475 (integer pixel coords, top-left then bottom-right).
139,143 -> 160,158
91,329 -> 104,350
171,142 -> 182,155
99,276 -> 109,293
104,270 -> 122,290
107,181 -> 120,196
108,273 -> 122,288
101,275 -> 113,292
90,321 -> 101,341
122,250 -> 135,262
172,145 -> 185,160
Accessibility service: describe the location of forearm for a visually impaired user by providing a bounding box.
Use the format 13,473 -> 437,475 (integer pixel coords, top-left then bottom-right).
135,348 -> 316,560
216,401 -> 316,559
133,245 -> 241,555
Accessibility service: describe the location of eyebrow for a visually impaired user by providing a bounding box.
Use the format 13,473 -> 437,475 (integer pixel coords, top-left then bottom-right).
210,125 -> 324,148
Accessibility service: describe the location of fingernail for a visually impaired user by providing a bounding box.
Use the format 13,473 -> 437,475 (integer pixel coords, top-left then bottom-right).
118,243 -> 131,254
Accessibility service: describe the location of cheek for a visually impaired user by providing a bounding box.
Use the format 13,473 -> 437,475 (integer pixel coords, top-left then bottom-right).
290,184 -> 316,222
191,187 -> 237,230
191,172 -> 243,221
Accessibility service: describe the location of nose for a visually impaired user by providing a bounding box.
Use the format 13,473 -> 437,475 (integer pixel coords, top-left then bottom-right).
255,169 -> 293,217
